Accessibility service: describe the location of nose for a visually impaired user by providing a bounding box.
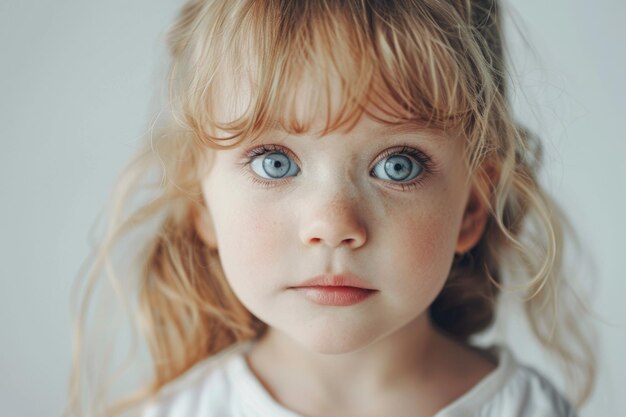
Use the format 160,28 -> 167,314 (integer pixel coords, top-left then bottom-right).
299,191 -> 368,249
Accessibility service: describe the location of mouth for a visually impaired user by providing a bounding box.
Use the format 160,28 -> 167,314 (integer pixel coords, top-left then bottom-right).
289,286 -> 378,306
290,272 -> 377,291
288,273 -> 379,306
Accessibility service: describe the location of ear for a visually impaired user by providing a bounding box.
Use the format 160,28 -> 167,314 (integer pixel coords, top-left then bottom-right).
191,200 -> 218,249
455,164 -> 496,254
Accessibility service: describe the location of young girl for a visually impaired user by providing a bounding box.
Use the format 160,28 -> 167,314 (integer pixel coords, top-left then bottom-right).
65,0 -> 596,416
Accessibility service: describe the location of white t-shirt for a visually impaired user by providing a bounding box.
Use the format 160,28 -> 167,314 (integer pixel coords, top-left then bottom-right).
141,340 -> 576,417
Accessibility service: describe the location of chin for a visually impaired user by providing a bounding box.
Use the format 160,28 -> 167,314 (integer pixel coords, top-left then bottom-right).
287,319 -> 382,355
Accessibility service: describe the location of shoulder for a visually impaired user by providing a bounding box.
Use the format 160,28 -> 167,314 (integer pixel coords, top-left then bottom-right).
484,362 -> 577,417
437,346 -> 578,417
140,341 -> 254,417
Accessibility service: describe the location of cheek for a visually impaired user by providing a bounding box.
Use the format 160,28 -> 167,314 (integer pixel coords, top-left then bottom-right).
400,217 -> 454,279
383,195 -> 463,295
209,189 -> 288,295
415,203 -> 460,258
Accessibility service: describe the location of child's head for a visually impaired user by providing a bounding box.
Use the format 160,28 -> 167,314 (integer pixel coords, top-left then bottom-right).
161,0 -> 514,347
67,1 -> 595,415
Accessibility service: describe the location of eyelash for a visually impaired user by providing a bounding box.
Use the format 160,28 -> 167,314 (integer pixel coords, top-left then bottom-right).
237,143 -> 435,191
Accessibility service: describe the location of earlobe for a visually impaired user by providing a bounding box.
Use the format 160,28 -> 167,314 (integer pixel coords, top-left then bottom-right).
455,191 -> 488,254
191,201 -> 218,249
455,167 -> 495,254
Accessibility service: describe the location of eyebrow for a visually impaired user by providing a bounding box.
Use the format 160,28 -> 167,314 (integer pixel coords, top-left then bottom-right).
372,123 -> 445,141
247,121 -> 445,145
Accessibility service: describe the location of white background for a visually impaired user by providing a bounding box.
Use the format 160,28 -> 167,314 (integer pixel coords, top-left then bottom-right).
1,1 -> 624,416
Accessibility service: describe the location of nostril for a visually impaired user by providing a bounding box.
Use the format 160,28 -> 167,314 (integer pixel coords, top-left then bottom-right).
342,238 -> 355,246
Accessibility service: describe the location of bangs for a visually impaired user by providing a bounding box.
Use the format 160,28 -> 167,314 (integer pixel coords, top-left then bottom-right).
174,0 -> 494,146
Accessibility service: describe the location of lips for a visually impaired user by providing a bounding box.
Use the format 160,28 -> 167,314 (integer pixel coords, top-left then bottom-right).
291,286 -> 376,306
289,273 -> 378,306
290,273 -> 376,290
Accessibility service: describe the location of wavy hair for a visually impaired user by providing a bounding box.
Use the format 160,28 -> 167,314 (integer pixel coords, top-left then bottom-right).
64,1 -> 596,416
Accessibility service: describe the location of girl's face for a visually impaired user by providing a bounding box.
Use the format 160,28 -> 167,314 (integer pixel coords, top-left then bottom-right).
198,115 -> 485,354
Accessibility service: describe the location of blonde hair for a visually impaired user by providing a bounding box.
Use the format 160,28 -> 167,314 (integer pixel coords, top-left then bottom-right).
64,1 -> 596,416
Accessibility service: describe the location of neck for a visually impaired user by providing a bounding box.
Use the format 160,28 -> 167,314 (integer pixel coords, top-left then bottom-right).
245,314 -> 452,414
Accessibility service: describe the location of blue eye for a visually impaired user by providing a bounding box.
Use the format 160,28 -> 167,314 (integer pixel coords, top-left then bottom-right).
250,151 -> 300,179
241,144 -> 432,191
372,154 -> 424,182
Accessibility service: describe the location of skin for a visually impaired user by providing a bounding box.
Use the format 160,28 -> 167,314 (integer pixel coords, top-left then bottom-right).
194,113 -> 496,416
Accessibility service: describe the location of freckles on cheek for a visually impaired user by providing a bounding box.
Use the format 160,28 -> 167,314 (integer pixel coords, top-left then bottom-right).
400,219 -> 442,261
395,213 -> 457,282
